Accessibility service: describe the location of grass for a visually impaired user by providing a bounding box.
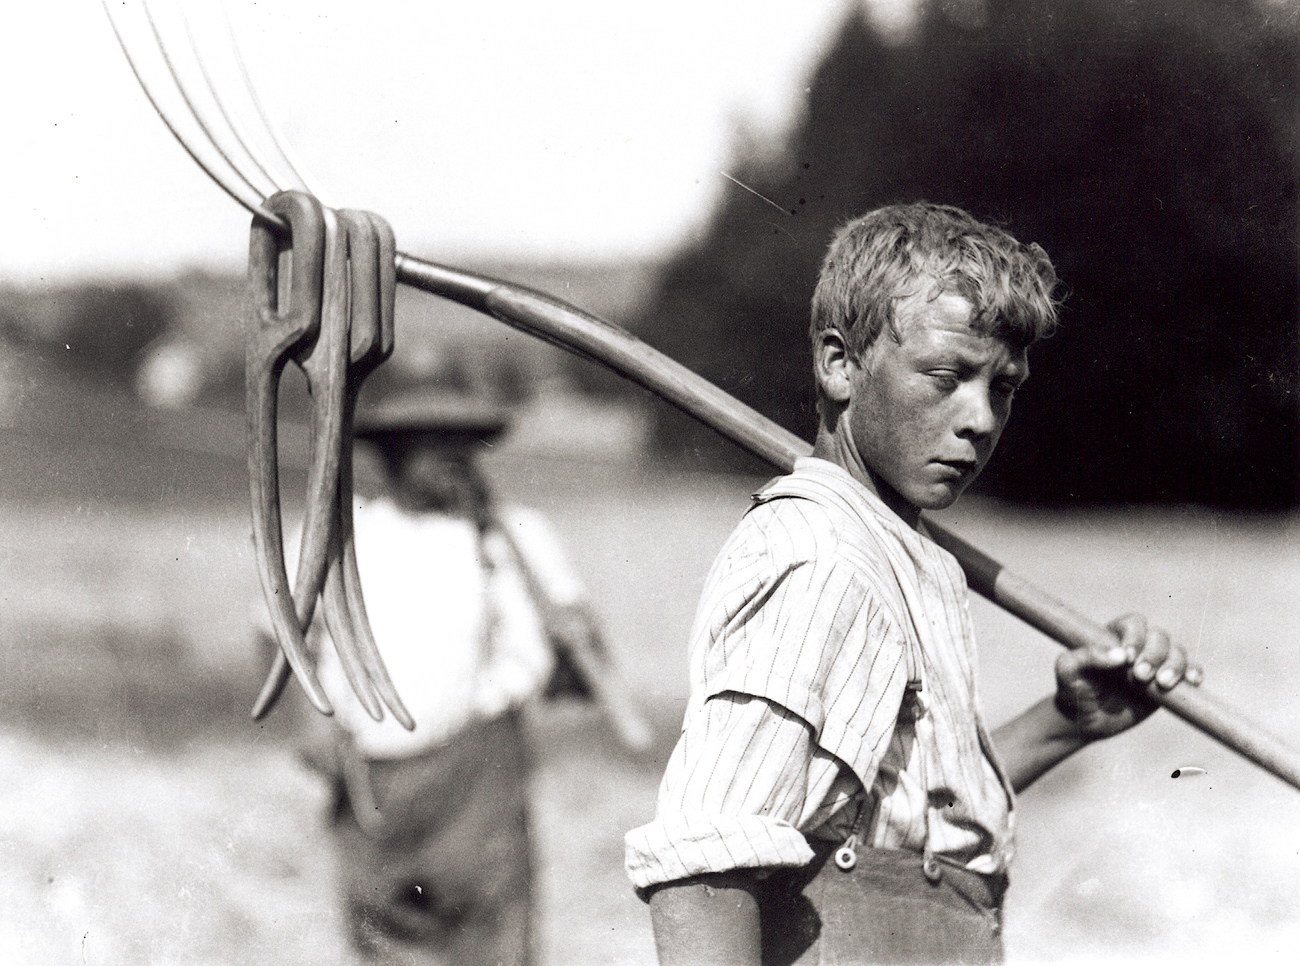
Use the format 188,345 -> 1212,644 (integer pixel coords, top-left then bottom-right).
3,383 -> 1300,964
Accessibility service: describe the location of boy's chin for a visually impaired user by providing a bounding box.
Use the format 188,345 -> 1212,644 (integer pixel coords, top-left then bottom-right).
910,481 -> 969,512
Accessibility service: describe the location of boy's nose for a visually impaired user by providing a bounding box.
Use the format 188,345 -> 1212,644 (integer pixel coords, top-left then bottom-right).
955,386 -> 999,439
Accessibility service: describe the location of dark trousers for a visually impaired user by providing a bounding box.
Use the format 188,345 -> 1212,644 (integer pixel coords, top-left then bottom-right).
760,843 -> 1007,965
331,712 -> 534,966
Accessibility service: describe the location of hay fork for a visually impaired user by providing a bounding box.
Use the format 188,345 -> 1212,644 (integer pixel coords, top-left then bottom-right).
104,0 -> 411,721
104,0 -> 1300,786
253,208 -> 414,728
246,198 -> 414,724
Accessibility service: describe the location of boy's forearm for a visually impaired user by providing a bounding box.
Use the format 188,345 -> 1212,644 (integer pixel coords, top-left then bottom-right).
992,696 -> 1091,792
647,872 -> 763,966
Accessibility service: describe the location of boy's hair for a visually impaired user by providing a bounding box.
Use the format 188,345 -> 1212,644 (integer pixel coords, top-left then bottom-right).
810,203 -> 1061,357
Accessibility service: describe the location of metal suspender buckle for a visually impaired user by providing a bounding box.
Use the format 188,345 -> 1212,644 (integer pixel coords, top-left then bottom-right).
922,852 -> 943,884
834,834 -> 858,871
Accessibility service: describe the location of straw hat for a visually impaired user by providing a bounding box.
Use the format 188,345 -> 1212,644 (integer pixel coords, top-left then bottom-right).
353,388 -> 513,446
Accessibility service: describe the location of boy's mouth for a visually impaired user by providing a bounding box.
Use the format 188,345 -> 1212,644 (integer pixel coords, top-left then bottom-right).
932,459 -> 977,480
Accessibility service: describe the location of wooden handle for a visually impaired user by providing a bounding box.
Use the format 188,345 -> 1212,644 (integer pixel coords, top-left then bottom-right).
926,526 -> 1300,790
393,251 -> 1300,793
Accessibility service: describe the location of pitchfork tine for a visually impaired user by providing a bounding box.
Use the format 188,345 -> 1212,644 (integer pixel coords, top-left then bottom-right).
175,0 -> 302,198
101,0 -> 285,228
245,190 -> 332,715
251,202 -> 354,719
286,206 -> 351,634
320,517 -> 384,721
311,214 -> 387,722
140,0 -> 276,201
216,0 -> 331,202
315,210 -> 390,723
335,210 -> 413,729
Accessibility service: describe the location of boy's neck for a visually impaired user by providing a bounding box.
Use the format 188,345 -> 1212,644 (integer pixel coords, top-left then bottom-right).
811,426 -> 922,529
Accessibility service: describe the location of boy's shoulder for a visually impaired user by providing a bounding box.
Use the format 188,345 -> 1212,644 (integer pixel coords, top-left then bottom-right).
735,484 -> 847,559
719,466 -> 900,581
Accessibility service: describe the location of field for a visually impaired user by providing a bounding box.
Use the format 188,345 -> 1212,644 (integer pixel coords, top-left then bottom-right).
3,363 -> 1300,964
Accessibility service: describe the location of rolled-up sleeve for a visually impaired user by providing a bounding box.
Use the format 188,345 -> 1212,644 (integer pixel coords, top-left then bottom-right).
625,496 -> 911,894
624,693 -> 825,891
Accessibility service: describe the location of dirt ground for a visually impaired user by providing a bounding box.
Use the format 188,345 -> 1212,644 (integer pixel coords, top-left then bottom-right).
3,400 -> 1300,964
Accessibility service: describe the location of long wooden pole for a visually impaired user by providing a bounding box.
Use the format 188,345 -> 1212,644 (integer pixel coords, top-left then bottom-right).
395,252 -> 1300,793
927,526 -> 1300,790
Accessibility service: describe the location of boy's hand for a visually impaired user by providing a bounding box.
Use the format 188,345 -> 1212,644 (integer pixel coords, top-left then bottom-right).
1054,612 -> 1204,740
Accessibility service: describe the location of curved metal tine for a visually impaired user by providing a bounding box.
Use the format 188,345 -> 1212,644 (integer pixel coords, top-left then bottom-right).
173,0 -> 304,198
318,211 -> 389,722
250,199 -> 351,719
258,540 -> 386,722
257,512 -> 386,721
288,208 -> 353,638
245,190 -> 333,715
336,210 -> 413,729
101,0 -> 284,228
140,0 -> 279,201
217,0 -> 333,204
321,513 -> 384,721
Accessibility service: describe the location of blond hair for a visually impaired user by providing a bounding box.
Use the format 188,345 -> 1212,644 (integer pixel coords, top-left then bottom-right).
810,202 -> 1061,355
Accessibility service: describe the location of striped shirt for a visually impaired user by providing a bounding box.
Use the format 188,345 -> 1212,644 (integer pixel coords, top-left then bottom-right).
624,457 -> 1015,892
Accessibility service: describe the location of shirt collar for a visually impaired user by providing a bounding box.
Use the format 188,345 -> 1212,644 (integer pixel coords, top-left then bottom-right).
790,456 -> 936,550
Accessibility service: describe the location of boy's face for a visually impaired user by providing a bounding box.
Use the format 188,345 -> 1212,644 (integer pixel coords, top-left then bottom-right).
837,290 -> 1029,520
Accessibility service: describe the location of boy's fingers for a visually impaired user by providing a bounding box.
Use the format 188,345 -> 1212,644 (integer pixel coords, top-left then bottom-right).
1077,611 -> 1198,694
1092,613 -> 1136,668
1106,612 -> 1147,663
1068,643 -> 1126,679
1131,626 -> 1172,683
1151,643 -> 1188,690
1055,648 -> 1082,680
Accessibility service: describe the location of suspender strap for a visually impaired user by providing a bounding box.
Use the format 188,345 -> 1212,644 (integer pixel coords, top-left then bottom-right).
750,475 -> 926,692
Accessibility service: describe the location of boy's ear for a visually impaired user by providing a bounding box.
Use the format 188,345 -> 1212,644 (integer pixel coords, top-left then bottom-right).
813,329 -> 855,404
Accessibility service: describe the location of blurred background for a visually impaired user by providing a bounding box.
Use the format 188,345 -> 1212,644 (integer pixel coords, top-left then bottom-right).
3,0 -> 1300,963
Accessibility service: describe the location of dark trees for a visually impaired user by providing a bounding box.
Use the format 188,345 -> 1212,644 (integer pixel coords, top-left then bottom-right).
637,0 -> 1300,507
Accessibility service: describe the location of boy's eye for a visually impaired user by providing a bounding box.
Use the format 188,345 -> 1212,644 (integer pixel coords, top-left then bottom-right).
928,372 -> 959,391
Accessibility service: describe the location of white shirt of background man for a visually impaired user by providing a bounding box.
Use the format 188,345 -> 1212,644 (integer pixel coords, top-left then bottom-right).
314,497 -> 584,757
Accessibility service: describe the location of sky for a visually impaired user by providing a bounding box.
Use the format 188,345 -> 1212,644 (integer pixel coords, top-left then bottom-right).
0,0 -> 920,282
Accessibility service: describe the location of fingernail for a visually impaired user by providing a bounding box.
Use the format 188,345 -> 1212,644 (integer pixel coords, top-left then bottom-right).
1107,646 -> 1126,662
1133,661 -> 1153,681
1156,668 -> 1177,688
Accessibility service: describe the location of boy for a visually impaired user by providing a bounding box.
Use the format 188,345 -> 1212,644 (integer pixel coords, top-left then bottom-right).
624,203 -> 1198,964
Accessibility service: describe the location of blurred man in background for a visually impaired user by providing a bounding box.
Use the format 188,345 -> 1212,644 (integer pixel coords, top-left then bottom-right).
258,387 -> 621,966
